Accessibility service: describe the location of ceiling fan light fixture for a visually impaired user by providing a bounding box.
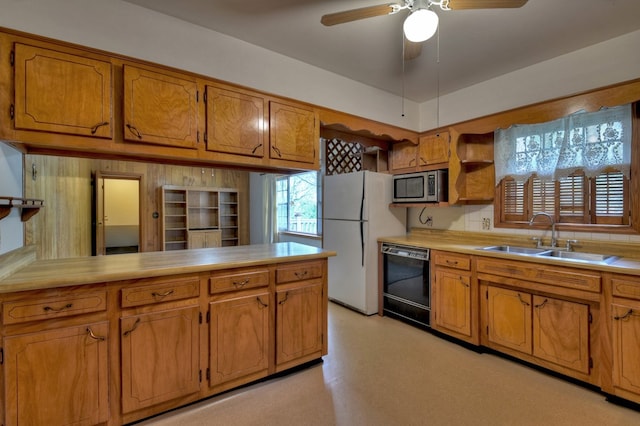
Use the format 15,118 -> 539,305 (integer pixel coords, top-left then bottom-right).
403,8 -> 439,42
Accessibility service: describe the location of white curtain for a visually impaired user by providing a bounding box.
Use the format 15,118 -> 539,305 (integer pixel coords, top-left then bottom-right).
495,104 -> 632,183
261,174 -> 278,243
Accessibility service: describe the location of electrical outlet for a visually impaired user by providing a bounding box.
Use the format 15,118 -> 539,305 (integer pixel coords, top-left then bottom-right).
426,216 -> 433,227
482,218 -> 491,230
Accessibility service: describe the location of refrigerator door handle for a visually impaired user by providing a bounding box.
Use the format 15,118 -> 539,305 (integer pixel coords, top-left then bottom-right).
360,220 -> 365,267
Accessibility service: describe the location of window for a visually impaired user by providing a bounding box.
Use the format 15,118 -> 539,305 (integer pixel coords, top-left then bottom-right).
276,171 -> 321,235
495,103 -> 634,231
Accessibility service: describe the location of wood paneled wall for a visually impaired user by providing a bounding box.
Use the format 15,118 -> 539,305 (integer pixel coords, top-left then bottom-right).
24,155 -> 250,260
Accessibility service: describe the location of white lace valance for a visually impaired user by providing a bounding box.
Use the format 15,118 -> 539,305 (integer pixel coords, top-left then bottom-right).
495,104 -> 632,183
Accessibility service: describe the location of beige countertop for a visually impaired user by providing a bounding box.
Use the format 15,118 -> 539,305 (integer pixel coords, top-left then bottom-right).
0,243 -> 336,294
379,229 -> 640,276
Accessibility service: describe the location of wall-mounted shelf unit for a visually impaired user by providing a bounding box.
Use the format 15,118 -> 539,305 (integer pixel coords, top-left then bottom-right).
449,132 -> 495,204
0,197 -> 44,222
161,186 -> 239,251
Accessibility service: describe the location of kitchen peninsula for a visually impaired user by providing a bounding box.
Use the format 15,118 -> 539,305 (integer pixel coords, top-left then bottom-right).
0,242 -> 335,425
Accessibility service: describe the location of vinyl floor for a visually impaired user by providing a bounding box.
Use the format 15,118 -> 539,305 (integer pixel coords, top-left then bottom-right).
136,302 -> 640,426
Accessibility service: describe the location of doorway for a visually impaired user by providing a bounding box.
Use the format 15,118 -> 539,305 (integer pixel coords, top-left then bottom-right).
93,172 -> 142,255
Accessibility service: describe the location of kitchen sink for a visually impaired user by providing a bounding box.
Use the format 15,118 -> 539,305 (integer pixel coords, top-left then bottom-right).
539,250 -> 619,264
479,245 -> 619,264
480,245 -> 551,255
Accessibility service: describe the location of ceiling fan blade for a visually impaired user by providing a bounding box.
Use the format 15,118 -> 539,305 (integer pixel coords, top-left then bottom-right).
403,38 -> 422,61
321,4 -> 397,26
447,0 -> 528,9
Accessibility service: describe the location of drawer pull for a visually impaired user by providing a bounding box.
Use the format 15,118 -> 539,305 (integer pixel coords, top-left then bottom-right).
123,318 -> 141,336
256,297 -> 268,308
517,293 -> 530,306
534,298 -> 548,309
446,260 -> 459,266
233,279 -> 249,288
43,303 -> 73,313
86,327 -> 106,341
614,309 -> 634,320
151,289 -> 175,298
279,292 -> 289,305
294,270 -> 308,279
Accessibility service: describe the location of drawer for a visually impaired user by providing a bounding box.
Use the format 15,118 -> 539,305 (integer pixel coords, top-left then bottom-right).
276,260 -> 323,284
476,257 -> 601,293
210,268 -> 270,294
433,251 -> 471,271
611,275 -> 640,300
121,277 -> 200,308
3,292 -> 107,325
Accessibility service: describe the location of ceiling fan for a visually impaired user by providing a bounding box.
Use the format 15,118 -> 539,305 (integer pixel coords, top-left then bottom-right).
321,0 -> 529,60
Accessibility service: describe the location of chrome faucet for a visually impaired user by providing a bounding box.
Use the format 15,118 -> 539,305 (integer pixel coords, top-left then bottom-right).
529,212 -> 557,248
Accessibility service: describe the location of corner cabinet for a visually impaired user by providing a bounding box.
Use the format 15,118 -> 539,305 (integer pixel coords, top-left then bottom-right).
12,42 -> 113,138
162,185 -> 239,250
123,64 -> 199,149
448,131 -> 495,204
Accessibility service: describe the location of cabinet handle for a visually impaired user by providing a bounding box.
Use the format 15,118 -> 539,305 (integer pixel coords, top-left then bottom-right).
419,157 -> 428,165
43,303 -> 73,313
534,298 -> 548,309
251,143 -> 263,154
256,297 -> 268,308
294,270 -> 308,279
272,146 -> 282,157
233,279 -> 249,288
126,124 -> 143,139
517,293 -> 530,306
90,121 -> 109,134
614,309 -> 634,320
151,289 -> 175,298
459,277 -> 469,288
409,158 -> 416,166
446,260 -> 459,266
279,292 -> 289,305
86,327 -> 106,341
123,318 -> 141,336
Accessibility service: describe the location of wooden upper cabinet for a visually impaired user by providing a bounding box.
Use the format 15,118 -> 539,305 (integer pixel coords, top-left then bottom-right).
123,64 -> 198,149
13,43 -> 112,138
418,132 -> 449,167
269,101 -> 318,165
205,84 -> 266,157
389,141 -> 418,172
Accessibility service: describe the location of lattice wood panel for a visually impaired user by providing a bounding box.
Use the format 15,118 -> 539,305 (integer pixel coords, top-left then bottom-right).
325,138 -> 362,175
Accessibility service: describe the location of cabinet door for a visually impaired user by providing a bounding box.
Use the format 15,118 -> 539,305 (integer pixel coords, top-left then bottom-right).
205,85 -> 266,157
612,302 -> 640,394
269,101 -> 317,164
123,64 -> 198,149
4,322 -> 109,426
389,141 -> 417,172
120,306 -> 200,413
13,43 -> 112,138
276,281 -> 323,368
209,292 -> 270,386
188,231 -> 207,249
533,296 -> 590,374
486,286 -> 532,354
434,269 -> 471,337
418,132 -> 449,167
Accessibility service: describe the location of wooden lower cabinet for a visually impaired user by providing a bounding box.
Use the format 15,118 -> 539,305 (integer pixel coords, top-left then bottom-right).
188,230 -> 222,249
432,251 -> 475,344
120,306 -> 201,414
276,279 -> 325,371
483,284 -> 591,376
3,322 -> 109,426
209,291 -> 270,388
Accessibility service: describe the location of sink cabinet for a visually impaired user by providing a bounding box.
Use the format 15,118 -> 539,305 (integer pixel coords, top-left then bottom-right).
477,257 -> 599,383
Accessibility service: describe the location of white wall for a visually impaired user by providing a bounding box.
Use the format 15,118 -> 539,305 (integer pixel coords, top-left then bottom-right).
0,144 -> 23,255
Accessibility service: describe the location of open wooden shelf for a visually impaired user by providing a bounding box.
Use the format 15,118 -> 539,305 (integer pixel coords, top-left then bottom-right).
0,197 -> 44,222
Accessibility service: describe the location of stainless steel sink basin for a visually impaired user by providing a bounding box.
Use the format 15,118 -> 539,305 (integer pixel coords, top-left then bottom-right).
479,245 -> 619,264
540,250 -> 619,264
480,245 -> 551,255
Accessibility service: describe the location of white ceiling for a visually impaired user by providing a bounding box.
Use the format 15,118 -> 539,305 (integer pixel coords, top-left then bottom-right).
123,0 -> 640,103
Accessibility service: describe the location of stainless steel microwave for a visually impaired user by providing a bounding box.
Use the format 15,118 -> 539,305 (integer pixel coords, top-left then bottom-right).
392,170 -> 448,203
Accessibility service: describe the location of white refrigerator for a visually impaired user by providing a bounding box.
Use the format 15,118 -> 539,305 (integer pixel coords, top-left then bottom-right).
323,171 -> 406,315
